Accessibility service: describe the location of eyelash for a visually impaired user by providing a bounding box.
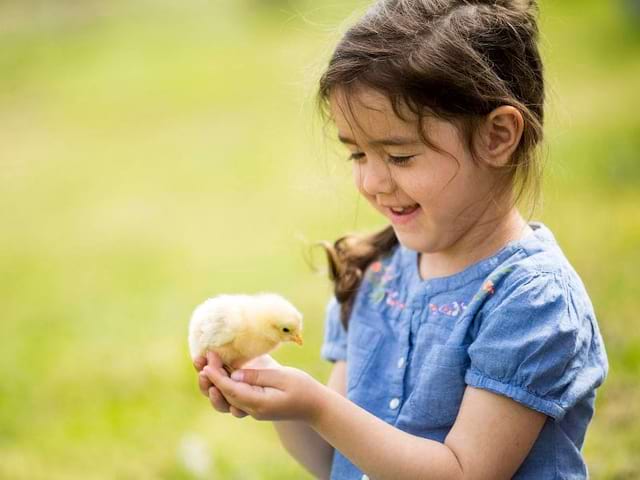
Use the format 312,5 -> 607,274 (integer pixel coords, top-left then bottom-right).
347,153 -> 415,165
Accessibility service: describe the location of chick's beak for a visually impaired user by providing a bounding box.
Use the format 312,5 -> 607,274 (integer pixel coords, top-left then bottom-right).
291,333 -> 304,346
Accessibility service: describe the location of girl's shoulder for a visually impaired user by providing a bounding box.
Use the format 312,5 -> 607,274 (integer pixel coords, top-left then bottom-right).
479,222 -> 595,316
469,223 -> 608,375
458,223 -> 609,422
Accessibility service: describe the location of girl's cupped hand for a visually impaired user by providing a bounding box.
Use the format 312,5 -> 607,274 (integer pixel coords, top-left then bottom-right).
194,351 -> 326,423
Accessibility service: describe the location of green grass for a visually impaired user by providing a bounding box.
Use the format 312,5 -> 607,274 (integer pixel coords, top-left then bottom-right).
1,1 -> 638,478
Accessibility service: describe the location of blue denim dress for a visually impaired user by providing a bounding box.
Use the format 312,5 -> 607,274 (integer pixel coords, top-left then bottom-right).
320,222 -> 608,479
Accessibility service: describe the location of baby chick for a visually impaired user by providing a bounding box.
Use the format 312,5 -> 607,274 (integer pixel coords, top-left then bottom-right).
188,293 -> 303,373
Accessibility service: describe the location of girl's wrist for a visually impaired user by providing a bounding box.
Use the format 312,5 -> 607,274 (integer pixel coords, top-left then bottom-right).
307,381 -> 337,429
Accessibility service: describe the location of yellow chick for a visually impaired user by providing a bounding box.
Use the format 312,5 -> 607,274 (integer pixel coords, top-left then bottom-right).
188,293 -> 303,372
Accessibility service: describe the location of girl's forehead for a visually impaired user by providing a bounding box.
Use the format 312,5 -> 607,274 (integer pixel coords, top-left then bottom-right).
329,88 -> 419,143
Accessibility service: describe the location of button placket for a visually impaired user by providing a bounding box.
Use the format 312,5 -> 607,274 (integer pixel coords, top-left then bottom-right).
387,310 -> 410,419
382,307 -> 413,420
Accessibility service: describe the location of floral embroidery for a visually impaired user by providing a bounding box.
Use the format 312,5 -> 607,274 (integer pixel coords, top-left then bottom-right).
366,259 -> 406,310
428,301 -> 468,317
470,265 -> 515,303
428,266 -> 515,317
386,291 -> 406,309
366,260 -> 515,314
482,280 -> 495,295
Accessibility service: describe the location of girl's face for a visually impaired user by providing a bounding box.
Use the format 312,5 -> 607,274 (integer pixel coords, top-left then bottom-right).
329,88 -> 502,255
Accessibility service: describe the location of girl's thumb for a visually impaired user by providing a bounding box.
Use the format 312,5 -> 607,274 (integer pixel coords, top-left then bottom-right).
231,368 -> 284,388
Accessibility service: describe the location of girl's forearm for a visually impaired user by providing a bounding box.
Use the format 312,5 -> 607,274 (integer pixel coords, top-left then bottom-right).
273,420 -> 334,480
309,386 -> 464,480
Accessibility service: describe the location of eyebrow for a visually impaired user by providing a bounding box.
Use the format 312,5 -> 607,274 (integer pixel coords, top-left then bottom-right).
338,134 -> 421,147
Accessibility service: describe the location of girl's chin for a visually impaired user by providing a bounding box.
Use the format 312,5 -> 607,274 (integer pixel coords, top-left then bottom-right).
394,231 -> 430,251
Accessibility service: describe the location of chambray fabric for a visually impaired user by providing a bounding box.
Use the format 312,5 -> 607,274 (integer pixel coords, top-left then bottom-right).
320,222 -> 608,480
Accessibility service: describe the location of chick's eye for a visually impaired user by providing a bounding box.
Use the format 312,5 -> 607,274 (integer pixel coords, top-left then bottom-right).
282,327 -> 290,333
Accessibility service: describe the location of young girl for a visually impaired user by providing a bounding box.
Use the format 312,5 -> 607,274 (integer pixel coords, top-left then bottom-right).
195,0 -> 608,478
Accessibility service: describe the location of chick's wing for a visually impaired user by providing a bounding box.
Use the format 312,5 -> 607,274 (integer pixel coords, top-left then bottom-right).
189,295 -> 244,359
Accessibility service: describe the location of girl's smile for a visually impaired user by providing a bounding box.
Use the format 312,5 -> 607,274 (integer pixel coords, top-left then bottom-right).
386,203 -> 421,225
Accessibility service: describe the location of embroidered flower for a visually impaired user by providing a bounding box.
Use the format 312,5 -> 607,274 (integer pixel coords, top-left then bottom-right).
482,280 -> 495,295
366,259 -> 405,310
471,265 -> 515,303
386,291 -> 406,309
428,301 -> 468,317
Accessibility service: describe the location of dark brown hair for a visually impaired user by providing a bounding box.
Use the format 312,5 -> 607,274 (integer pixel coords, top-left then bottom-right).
316,0 -> 545,329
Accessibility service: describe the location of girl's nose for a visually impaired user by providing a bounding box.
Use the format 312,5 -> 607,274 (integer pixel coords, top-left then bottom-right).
357,158 -> 395,196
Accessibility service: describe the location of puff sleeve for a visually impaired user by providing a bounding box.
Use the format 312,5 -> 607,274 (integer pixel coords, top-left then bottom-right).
320,296 -> 348,363
465,271 -> 608,421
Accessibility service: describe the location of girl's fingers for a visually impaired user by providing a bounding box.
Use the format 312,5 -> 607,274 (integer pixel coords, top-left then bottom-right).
193,356 -> 207,372
201,369 -> 250,419
198,372 -> 213,397
206,351 -> 225,371
208,386 -> 231,413
208,386 -> 249,418
230,405 -> 248,418
197,356 -> 248,418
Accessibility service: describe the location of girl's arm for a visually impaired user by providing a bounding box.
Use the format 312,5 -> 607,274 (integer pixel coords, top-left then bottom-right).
272,361 -> 346,480
310,383 -> 546,480
202,354 -> 546,479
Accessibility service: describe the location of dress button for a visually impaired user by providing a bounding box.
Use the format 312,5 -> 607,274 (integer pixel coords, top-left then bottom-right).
389,398 -> 400,410
397,357 -> 405,368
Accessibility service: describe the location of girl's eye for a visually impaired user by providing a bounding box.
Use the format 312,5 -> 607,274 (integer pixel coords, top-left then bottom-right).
347,153 -> 414,165
388,155 -> 414,165
348,152 -> 366,161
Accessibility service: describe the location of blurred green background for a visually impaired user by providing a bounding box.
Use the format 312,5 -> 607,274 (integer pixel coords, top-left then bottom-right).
1,0 -> 638,478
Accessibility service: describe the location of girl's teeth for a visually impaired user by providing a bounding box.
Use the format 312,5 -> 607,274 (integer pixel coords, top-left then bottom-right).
391,205 -> 418,214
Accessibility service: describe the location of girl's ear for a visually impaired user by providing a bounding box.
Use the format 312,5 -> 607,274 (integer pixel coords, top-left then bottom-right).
474,105 -> 524,168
